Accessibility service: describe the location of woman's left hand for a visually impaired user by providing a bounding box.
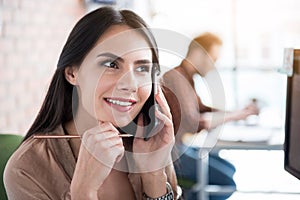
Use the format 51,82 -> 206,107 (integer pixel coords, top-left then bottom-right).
128,86 -> 175,173
128,86 -> 175,198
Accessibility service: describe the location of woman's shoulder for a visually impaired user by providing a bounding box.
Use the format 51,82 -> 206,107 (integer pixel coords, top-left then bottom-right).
5,125 -> 65,172
9,136 -> 46,164
4,125 -> 75,199
3,134 -> 50,191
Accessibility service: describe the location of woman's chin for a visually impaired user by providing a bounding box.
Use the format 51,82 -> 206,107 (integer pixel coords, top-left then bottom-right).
114,120 -> 133,128
114,115 -> 139,128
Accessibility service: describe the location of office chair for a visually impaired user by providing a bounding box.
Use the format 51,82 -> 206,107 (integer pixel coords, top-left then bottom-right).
175,148 -> 236,200
0,134 -> 23,200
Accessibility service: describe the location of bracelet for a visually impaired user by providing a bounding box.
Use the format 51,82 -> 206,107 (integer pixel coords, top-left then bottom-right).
142,182 -> 174,200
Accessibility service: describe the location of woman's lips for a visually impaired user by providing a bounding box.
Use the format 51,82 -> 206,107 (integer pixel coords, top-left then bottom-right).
104,98 -> 136,112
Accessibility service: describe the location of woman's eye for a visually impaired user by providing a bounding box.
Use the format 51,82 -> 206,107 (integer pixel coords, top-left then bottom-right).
102,61 -> 118,69
136,65 -> 150,73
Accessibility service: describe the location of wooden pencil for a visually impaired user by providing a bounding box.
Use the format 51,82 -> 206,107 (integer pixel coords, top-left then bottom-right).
33,134 -> 134,139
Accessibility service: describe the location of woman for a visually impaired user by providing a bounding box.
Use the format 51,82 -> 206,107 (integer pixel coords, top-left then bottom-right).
4,7 -> 178,200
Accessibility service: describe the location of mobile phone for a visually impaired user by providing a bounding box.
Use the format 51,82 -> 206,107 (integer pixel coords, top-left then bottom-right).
142,81 -> 159,141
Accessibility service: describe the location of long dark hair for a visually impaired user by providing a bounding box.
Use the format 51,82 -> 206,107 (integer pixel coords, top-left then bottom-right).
24,7 -> 160,141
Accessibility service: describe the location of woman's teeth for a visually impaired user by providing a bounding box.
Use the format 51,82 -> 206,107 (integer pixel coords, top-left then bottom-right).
106,99 -> 133,106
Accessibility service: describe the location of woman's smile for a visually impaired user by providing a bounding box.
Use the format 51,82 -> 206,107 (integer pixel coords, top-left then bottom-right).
104,97 -> 137,112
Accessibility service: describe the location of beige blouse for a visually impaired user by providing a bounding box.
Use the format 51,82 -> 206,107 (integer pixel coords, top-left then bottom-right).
4,125 -> 178,200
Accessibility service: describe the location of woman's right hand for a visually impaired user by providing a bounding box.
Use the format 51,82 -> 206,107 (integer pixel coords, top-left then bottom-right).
70,121 -> 125,199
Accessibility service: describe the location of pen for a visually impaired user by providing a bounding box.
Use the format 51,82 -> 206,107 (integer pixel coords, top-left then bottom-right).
33,134 -> 134,139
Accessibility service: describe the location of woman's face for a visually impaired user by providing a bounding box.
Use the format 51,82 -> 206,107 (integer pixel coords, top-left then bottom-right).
74,25 -> 153,127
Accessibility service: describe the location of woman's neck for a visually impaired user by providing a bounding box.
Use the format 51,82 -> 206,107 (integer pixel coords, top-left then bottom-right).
63,120 -> 81,160
63,107 -> 98,160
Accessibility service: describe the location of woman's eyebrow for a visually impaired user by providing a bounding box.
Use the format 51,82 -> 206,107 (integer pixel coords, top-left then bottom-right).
97,52 -> 124,62
97,52 -> 152,65
134,59 -> 152,65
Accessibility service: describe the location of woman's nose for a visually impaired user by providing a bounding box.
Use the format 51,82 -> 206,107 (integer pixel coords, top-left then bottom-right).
116,70 -> 138,93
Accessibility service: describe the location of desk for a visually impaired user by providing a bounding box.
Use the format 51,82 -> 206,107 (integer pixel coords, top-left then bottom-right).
213,140 -> 283,152
182,124 -> 284,200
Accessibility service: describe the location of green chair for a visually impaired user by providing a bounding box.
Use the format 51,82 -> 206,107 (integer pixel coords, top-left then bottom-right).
0,134 -> 23,200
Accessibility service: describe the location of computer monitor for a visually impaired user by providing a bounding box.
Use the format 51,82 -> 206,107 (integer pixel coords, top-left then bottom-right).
284,49 -> 300,179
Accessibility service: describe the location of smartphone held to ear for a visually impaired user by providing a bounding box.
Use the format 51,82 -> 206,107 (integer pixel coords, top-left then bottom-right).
143,84 -> 160,141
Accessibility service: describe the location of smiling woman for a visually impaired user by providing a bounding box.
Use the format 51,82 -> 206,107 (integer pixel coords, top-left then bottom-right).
3,7 -> 178,200
70,27 -> 154,128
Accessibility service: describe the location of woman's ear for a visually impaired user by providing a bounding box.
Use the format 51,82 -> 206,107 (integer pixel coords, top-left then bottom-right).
64,66 -> 78,85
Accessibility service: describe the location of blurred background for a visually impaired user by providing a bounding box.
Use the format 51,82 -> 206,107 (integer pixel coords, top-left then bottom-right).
1,0 -> 300,199
2,0 -> 298,134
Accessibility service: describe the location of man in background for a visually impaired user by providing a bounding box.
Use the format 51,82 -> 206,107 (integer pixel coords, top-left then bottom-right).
162,32 -> 259,200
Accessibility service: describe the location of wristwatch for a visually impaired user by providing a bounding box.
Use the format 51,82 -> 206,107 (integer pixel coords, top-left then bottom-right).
142,182 -> 174,200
